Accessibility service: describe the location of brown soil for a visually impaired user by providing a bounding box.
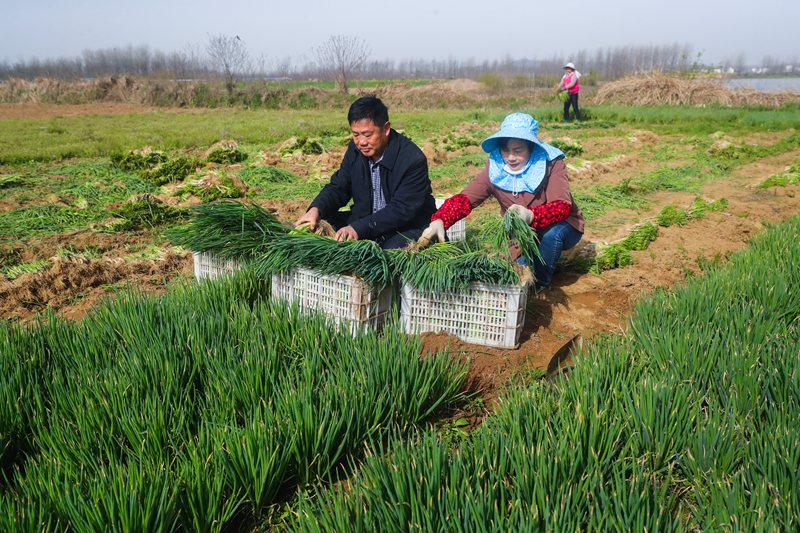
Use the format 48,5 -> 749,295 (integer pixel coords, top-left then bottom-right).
1,230 -> 148,265
0,251 -> 192,321
259,198 -> 309,224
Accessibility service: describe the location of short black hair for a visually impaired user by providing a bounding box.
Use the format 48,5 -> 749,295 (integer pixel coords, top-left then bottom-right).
347,95 -> 389,126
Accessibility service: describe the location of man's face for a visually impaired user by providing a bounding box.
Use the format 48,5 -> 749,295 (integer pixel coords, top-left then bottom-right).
350,118 -> 390,161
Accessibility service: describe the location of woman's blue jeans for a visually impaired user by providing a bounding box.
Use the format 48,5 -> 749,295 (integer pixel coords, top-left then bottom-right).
522,221 -> 583,287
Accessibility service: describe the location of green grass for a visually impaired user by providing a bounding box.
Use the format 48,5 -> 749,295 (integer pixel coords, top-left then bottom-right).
4,105 -> 799,165
583,105 -> 800,133
428,152 -> 487,193
0,109 -> 476,165
0,174 -> 24,189
245,180 -> 325,201
572,180 -> 645,221
0,160 -> 160,243
0,203 -> 105,243
759,162 -> 800,188
238,165 -> 300,186
3,259 -> 50,280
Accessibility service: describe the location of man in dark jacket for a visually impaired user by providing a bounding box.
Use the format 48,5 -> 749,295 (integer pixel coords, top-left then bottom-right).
295,96 -> 436,249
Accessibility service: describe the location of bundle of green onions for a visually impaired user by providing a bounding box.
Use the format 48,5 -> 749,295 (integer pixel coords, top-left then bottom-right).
622,222 -> 658,251
502,210 -> 542,267
468,210 -> 541,267
252,229 -> 392,288
168,201 -> 535,292
166,201 -> 289,259
388,242 -> 520,294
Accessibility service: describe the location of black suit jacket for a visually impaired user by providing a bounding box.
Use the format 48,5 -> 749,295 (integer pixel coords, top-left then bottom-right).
309,129 -> 436,240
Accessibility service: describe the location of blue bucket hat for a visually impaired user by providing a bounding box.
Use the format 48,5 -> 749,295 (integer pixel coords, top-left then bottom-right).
480,113 -> 564,195
480,112 -> 558,154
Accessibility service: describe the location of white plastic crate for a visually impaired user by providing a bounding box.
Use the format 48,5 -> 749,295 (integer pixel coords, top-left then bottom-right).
271,267 -> 394,334
193,252 -> 241,280
400,282 -> 529,349
435,198 -> 466,242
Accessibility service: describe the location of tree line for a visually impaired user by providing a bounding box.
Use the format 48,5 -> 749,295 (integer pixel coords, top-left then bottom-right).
1,37 -> 795,86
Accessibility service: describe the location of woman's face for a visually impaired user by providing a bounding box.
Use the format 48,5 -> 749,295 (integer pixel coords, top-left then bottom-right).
500,139 -> 532,171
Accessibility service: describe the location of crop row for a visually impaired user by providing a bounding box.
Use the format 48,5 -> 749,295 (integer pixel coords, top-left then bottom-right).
291,216 -> 800,531
0,271 -> 466,530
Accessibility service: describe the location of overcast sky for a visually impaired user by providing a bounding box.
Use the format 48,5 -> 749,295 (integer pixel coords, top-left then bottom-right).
3,0 -> 798,66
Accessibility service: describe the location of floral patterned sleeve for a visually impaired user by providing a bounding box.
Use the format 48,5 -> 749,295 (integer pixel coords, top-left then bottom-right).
530,200 -> 571,229
431,193 -> 472,229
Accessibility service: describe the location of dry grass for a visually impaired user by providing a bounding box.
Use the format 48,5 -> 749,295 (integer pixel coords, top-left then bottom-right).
0,77 -> 552,109
0,76 -> 339,107
4,73 -> 799,110
0,76 -> 142,104
594,72 -> 800,107
357,80 -> 485,109
0,252 -> 189,318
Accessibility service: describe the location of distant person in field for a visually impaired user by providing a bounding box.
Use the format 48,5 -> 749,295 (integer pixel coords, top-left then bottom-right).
295,95 -> 436,249
418,112 -> 584,294
558,62 -> 581,122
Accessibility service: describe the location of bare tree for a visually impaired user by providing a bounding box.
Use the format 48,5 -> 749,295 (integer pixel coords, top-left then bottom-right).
206,34 -> 250,93
314,35 -> 369,93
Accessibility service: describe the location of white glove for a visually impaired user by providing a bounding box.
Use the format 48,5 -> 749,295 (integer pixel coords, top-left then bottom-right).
508,204 -> 533,226
418,219 -> 446,246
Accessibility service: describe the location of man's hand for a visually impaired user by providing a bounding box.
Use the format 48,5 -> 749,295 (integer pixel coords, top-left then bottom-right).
418,219 -> 445,246
295,207 -> 320,230
335,225 -> 359,242
508,204 -> 533,226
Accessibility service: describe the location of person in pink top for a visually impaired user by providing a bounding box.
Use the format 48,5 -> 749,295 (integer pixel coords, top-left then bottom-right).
558,62 -> 581,122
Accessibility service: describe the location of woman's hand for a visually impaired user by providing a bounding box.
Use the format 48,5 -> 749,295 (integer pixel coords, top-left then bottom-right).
507,204 -> 533,225
418,219 -> 445,246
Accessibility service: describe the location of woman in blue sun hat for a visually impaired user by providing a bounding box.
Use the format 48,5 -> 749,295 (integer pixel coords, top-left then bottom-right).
419,112 -> 584,293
